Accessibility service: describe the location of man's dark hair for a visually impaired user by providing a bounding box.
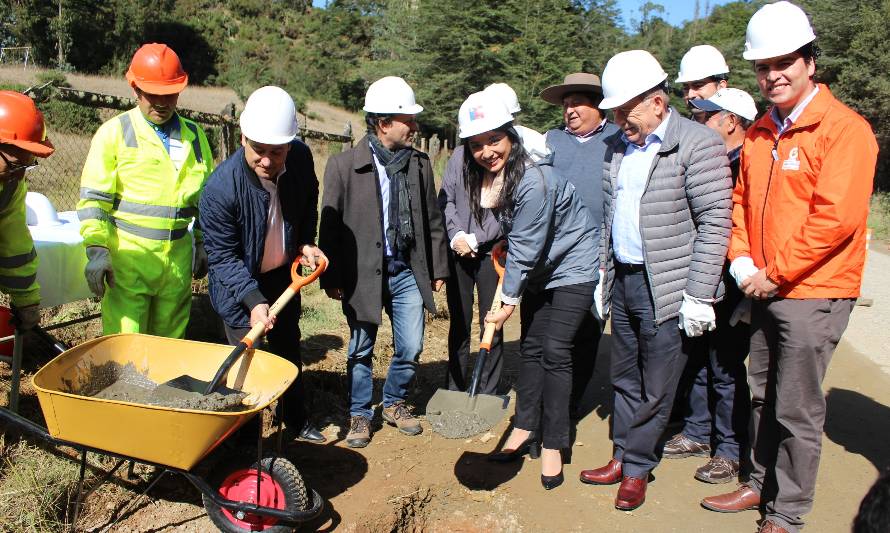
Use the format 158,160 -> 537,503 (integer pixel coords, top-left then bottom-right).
798,42 -> 821,63
365,113 -> 394,135
853,470 -> 890,533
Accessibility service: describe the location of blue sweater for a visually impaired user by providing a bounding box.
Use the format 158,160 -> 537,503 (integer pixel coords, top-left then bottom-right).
199,141 -> 318,328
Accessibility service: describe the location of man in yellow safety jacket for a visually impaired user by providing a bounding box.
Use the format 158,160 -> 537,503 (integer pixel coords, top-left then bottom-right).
0,91 -> 55,331
77,43 -> 214,337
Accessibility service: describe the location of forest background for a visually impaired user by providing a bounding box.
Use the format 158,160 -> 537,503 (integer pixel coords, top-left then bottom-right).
1,0 -> 888,187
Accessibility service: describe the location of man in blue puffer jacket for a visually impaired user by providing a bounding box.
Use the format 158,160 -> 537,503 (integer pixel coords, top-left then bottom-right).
200,86 -> 327,442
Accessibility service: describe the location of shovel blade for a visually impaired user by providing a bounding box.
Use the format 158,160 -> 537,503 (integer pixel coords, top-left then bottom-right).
425,388 -> 511,438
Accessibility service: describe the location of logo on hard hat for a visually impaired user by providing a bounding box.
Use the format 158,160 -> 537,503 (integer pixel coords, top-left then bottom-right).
469,107 -> 486,121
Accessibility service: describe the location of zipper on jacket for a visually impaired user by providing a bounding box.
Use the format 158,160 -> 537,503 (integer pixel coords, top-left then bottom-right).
760,134 -> 781,266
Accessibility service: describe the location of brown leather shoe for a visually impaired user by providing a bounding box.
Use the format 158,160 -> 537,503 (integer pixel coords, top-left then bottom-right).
615,475 -> 647,510
701,484 -> 761,513
579,459 -> 622,485
757,519 -> 790,533
663,433 -> 711,458
694,456 -> 740,484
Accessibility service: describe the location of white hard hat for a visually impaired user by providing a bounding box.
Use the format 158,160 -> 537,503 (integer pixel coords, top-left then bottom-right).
457,91 -> 513,139
363,76 -> 424,115
240,86 -> 298,145
743,1 -> 815,60
599,50 -> 668,110
25,192 -> 61,226
689,88 -> 758,122
676,45 -> 729,83
484,82 -> 521,114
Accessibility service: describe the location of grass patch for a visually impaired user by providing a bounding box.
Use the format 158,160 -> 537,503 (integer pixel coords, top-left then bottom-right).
298,283 -> 344,336
0,438 -> 79,532
869,192 -> 890,243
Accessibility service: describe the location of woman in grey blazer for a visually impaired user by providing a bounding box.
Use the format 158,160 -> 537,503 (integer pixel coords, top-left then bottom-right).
456,91 -> 598,490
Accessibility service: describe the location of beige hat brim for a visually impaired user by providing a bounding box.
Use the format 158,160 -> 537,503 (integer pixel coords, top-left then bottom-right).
539,84 -> 603,106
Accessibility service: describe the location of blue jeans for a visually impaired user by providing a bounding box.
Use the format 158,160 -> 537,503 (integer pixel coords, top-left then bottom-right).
346,268 -> 425,419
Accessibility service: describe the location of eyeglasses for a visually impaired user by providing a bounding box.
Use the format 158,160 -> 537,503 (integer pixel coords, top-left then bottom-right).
0,151 -> 39,178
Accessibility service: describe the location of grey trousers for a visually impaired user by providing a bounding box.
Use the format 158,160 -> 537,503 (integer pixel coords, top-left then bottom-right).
747,297 -> 855,533
610,265 -> 686,478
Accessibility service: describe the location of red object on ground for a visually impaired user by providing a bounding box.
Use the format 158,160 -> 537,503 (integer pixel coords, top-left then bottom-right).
0,307 -> 13,356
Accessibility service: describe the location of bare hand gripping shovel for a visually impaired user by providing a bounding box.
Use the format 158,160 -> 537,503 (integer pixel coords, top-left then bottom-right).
203,256 -> 327,395
426,242 -> 511,438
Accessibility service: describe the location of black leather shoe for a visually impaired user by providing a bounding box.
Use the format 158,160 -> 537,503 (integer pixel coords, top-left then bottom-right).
488,432 -> 540,462
541,471 -> 564,490
297,421 -> 326,443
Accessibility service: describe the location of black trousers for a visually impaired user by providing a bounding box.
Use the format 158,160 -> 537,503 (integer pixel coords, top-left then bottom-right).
224,264 -> 306,428
514,281 -> 594,450
445,251 -> 504,394
610,264 -> 686,478
571,310 -> 602,414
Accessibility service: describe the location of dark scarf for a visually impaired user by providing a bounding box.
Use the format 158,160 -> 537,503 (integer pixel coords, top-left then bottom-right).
369,135 -> 415,253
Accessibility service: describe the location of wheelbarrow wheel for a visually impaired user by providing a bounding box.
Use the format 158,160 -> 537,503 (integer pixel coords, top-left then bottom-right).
204,455 -> 310,532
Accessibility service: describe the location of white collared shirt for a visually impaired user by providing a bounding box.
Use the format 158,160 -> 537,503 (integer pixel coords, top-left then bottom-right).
771,85 -> 819,134
259,164 -> 288,273
370,147 -> 395,257
612,110 -> 672,265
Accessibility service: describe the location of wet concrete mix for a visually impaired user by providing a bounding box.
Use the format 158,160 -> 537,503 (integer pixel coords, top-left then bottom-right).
427,410 -> 493,439
69,361 -> 249,412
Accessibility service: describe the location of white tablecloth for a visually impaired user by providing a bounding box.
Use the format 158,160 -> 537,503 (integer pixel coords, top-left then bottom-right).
28,211 -> 92,308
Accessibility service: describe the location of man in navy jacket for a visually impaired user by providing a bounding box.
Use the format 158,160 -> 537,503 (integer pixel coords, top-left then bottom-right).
200,86 -> 327,442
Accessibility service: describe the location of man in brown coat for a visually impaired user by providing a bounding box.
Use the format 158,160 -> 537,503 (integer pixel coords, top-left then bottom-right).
319,76 -> 449,448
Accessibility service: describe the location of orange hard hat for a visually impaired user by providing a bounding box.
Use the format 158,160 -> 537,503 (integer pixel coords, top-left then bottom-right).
125,43 -> 188,95
0,91 -> 54,158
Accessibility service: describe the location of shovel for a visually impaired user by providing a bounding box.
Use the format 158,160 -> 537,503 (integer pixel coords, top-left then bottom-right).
202,256 -> 327,395
426,241 -> 511,438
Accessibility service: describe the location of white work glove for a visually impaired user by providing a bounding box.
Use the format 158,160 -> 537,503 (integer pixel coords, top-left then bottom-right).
729,256 -> 759,289
10,304 -> 40,331
193,241 -> 208,279
84,246 -> 115,298
729,298 -> 752,327
678,292 -> 716,338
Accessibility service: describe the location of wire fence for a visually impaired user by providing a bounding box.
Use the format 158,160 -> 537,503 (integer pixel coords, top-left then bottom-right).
22,84 -> 354,212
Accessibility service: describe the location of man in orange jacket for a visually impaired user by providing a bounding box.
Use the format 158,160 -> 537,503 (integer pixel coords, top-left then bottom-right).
701,3 -> 879,533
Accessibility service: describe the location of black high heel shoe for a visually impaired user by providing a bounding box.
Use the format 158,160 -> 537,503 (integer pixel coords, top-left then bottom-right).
487,432 -> 540,462
541,471 -> 564,490
540,448 -> 567,489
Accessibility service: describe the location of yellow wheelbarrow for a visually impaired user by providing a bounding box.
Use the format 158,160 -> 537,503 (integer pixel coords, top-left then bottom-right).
0,257 -> 327,533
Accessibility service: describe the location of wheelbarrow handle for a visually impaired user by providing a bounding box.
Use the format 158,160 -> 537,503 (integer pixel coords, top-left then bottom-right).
204,255 -> 328,395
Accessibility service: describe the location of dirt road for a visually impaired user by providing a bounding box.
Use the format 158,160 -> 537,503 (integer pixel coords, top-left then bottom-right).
80,251 -> 890,532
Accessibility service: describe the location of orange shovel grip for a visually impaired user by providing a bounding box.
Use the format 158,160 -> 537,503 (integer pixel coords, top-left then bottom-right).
289,255 -> 328,291
491,240 -> 507,277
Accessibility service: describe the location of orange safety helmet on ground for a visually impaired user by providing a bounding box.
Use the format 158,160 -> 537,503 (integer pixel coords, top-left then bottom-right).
125,43 -> 188,95
0,91 -> 54,157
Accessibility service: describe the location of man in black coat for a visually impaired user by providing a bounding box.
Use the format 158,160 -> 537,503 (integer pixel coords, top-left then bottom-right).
319,76 -> 449,448
200,86 -> 327,442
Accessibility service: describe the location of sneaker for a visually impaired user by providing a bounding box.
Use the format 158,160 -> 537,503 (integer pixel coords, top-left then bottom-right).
663,433 -> 711,458
346,415 -> 371,448
381,401 -> 423,436
694,456 -> 740,484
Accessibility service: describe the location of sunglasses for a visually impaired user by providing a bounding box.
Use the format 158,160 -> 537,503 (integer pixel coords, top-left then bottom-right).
0,151 -> 39,178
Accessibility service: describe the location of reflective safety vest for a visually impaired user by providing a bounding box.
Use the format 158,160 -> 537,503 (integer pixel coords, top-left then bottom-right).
0,177 -> 40,307
78,107 -> 214,247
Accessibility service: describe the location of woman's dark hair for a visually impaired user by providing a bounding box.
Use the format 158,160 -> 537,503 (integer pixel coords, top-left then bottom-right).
461,124 -> 529,226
